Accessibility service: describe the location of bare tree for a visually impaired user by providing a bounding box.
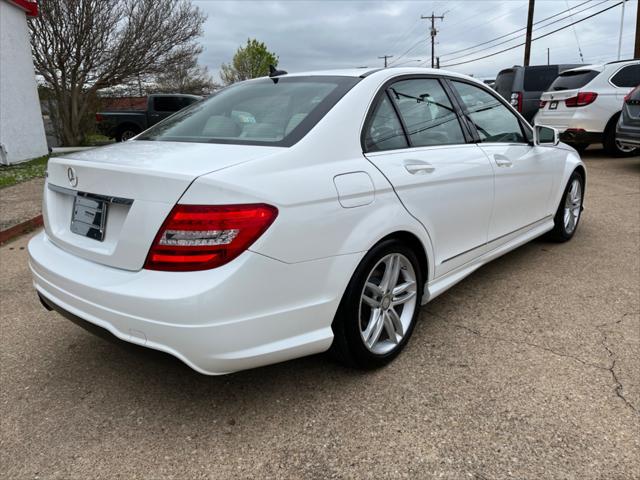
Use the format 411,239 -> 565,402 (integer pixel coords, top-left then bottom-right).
154,46 -> 219,96
30,0 -> 206,145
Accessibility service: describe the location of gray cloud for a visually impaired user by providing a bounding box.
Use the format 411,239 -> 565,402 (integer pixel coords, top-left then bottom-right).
194,0 -> 637,81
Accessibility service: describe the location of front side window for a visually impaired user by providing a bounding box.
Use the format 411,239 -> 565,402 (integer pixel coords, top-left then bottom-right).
451,81 -> 527,144
364,95 -> 408,152
389,79 -> 466,147
139,76 -> 359,146
610,64 -> 640,88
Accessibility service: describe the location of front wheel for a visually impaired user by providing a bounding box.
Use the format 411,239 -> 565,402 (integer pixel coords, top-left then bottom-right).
331,239 -> 423,369
547,171 -> 584,242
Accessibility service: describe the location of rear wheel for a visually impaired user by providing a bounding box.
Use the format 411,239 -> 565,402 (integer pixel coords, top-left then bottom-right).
547,170 -> 584,242
331,239 -> 423,369
116,126 -> 140,142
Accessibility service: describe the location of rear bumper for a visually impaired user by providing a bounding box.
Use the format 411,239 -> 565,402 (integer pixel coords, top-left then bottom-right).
28,232 -> 362,374
559,129 -> 602,146
616,123 -> 640,148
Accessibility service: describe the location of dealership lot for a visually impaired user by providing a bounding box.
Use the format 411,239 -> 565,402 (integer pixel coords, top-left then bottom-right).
1,150 -> 638,479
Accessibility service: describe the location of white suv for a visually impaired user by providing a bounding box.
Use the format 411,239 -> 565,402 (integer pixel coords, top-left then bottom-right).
534,59 -> 639,156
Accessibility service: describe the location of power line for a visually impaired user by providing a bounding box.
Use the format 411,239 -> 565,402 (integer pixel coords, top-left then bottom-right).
441,1 -> 623,68
439,0 -> 595,58
438,0 -> 611,65
388,38 -> 425,66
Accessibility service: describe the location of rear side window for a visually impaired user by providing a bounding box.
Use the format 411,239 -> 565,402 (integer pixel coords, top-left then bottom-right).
549,70 -> 599,91
610,65 -> 640,88
389,79 -> 466,147
154,97 -> 188,112
494,69 -> 516,98
139,76 -> 359,146
364,95 -> 408,152
452,81 -> 527,144
523,66 -> 559,91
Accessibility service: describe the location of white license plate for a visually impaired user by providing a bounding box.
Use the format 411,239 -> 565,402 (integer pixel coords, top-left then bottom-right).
70,195 -> 108,241
549,101 -> 558,110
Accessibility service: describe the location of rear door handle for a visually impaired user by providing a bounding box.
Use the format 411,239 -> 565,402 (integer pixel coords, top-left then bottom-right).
404,161 -> 435,175
494,154 -> 512,167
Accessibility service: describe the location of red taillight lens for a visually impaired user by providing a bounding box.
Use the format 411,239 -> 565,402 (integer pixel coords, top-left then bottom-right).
510,92 -> 523,112
144,204 -> 278,271
624,85 -> 639,103
95,113 -> 103,123
539,100 -> 547,108
565,92 -> 598,107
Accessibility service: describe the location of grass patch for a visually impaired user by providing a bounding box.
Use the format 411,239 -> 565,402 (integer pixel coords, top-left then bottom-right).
83,133 -> 114,146
0,155 -> 49,189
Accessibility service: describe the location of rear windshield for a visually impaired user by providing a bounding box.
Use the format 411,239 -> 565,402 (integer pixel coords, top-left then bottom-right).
523,66 -> 559,91
549,70 -> 599,91
494,69 -> 515,98
138,76 -> 360,146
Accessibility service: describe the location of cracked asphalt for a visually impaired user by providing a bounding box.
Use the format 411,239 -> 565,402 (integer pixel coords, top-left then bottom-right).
1,150 -> 639,479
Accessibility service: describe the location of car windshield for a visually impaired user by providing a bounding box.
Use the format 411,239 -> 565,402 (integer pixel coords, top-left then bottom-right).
549,70 -> 599,91
137,76 -> 360,146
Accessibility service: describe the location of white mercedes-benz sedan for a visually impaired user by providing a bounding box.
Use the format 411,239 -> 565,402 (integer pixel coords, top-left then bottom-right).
29,67 -> 586,374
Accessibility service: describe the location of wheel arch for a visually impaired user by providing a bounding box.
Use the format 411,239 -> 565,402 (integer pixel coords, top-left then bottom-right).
369,230 -> 430,285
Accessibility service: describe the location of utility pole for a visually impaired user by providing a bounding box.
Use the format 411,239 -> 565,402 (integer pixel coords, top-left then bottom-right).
523,0 -> 535,66
617,0 -> 626,60
635,0 -> 640,58
547,48 -> 550,65
421,12 -> 445,68
378,55 -> 394,68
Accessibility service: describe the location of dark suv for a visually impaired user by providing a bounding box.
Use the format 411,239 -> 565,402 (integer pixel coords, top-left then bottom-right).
494,64 -> 581,122
616,85 -> 640,151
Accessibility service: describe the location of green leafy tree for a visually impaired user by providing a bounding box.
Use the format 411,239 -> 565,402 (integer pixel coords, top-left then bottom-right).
220,39 -> 278,85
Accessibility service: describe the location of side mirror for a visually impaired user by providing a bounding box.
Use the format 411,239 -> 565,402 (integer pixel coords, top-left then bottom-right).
534,125 -> 559,146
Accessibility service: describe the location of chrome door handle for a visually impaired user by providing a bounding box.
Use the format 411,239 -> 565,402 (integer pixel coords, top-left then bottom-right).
494,155 -> 512,167
404,161 -> 435,175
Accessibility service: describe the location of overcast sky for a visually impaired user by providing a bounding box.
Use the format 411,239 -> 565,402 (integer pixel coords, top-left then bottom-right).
193,0 -> 637,81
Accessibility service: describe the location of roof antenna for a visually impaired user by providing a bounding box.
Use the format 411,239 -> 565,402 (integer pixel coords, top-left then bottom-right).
269,65 -> 288,80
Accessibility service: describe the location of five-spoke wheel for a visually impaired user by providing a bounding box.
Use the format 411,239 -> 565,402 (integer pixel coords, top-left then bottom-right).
331,239 -> 423,369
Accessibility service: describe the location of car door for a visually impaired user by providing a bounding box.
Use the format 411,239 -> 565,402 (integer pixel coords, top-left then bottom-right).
363,77 -> 495,277
448,80 -> 559,243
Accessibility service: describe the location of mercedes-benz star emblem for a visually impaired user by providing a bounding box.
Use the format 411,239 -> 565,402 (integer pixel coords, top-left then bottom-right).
67,167 -> 78,187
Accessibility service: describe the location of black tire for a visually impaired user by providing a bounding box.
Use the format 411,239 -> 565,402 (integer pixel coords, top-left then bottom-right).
604,115 -> 638,157
547,170 -> 584,242
115,125 -> 140,142
330,239 -> 423,369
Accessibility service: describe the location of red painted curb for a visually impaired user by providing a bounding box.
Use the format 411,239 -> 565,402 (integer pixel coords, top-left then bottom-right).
0,215 -> 43,244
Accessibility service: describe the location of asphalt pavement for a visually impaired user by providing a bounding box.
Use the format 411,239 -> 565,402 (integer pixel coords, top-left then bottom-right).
1,150 -> 638,479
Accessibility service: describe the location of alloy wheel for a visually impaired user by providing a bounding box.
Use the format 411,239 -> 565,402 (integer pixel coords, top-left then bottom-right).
563,178 -> 582,234
358,253 -> 418,355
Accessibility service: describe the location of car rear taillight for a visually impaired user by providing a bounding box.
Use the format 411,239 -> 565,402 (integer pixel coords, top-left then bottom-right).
95,113 -> 103,123
510,92 -> 523,112
144,204 -> 278,271
624,85 -> 639,103
539,100 -> 547,108
565,92 -> 598,107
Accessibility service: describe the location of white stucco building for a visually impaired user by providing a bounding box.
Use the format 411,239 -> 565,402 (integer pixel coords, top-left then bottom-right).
0,0 -> 48,164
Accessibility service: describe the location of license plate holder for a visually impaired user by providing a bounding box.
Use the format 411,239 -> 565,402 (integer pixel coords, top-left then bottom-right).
70,195 -> 108,241
549,100 -> 558,110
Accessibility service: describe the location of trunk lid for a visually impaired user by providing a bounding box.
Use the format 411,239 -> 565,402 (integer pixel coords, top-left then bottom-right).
44,140 -> 282,271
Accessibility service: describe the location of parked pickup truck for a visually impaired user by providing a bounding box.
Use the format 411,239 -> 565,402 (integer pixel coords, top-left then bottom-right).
96,94 -> 202,142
